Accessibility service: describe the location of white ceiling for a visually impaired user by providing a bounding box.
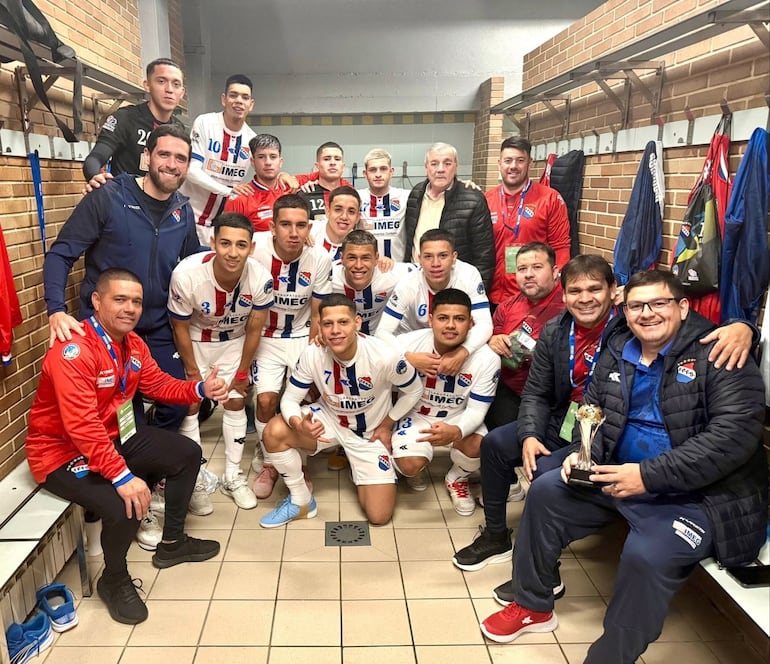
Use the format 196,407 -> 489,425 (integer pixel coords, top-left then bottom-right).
183,0 -> 605,115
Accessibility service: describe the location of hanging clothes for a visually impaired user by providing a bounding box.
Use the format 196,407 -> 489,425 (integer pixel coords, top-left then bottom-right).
719,127 -> 770,324
613,140 -> 664,286
0,225 -> 22,366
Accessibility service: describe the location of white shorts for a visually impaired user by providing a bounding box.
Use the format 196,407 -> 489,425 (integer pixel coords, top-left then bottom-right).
254,336 -> 308,394
192,337 -> 245,400
391,413 -> 487,462
302,404 -> 397,486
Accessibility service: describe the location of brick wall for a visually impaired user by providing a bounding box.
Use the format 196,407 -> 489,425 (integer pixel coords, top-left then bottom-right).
0,1 -> 181,479
509,0 -> 767,264
472,77 -> 505,188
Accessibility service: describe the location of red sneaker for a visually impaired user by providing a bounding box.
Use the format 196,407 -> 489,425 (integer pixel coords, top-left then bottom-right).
480,601 -> 558,643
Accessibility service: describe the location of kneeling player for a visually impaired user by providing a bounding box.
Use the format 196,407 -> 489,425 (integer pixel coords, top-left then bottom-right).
259,293 -> 422,527
393,288 -> 500,515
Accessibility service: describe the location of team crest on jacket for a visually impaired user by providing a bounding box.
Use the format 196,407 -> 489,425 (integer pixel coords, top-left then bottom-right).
62,343 -> 80,360
457,373 -> 473,388
676,359 -> 696,383
298,271 -> 311,287
130,356 -> 142,371
172,208 -> 182,223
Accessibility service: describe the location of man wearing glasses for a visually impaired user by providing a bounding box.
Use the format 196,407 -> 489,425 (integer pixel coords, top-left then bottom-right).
479,269 -> 767,664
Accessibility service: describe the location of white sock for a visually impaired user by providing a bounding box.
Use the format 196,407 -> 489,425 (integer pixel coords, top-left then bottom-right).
270,448 -> 312,505
256,419 -> 268,461
446,448 -> 480,483
179,414 -> 201,447
222,409 -> 247,482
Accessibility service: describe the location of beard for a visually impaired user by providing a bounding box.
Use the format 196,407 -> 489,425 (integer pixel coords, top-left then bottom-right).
148,166 -> 185,195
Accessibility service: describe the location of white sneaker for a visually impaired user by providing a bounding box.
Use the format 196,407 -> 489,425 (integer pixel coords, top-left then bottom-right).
220,472 -> 257,510
478,481 -> 526,507
136,512 -> 162,551
446,479 -> 476,516
250,445 -> 265,473
406,469 -> 428,491
508,482 -> 526,502
188,482 -> 214,516
149,486 -> 165,515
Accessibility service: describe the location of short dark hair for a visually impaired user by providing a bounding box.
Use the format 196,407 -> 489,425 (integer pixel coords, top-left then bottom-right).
213,212 -> 254,238
328,186 -> 360,207
250,133 -> 282,155
273,193 -> 310,220
341,230 -> 377,254
319,293 -> 357,317
560,254 -> 615,289
500,137 -> 532,156
146,58 -> 182,79
624,268 -> 685,302
225,74 -> 252,93
95,268 -> 142,294
432,287 -> 471,312
316,141 -> 343,159
419,228 -> 456,250
146,124 -> 191,157
517,242 -> 555,267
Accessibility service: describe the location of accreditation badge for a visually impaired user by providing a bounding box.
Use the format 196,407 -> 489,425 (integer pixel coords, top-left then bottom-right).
117,400 -> 137,444
505,245 -> 522,273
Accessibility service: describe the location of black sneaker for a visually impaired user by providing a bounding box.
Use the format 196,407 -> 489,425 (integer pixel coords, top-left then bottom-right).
151,535 -> 220,569
96,574 -> 148,625
452,526 -> 513,571
493,564 -> 566,606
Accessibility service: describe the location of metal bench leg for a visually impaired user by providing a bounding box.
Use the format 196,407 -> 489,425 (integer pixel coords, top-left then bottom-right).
74,506 -> 92,597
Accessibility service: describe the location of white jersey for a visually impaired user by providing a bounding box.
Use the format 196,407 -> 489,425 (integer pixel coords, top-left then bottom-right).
398,328 -> 500,437
331,262 -> 412,335
168,252 -> 274,342
309,222 -> 343,262
376,260 -> 493,354
358,186 -> 409,259
180,112 -> 256,229
251,233 -> 333,339
281,335 -> 421,439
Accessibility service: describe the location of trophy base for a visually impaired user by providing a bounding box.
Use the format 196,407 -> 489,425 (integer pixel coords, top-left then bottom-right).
568,467 -> 596,488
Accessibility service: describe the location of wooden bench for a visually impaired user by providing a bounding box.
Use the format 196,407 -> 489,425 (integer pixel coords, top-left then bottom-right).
697,539 -> 769,659
0,462 -> 91,664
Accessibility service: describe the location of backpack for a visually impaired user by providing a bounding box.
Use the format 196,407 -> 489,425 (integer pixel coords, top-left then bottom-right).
0,0 -> 81,140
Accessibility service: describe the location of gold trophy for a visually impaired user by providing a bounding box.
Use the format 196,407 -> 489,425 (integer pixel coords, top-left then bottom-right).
568,404 -> 605,487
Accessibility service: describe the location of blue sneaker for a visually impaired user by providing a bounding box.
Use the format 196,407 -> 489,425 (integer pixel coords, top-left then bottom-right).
36,583 -> 78,632
260,495 -> 317,528
6,613 -> 54,664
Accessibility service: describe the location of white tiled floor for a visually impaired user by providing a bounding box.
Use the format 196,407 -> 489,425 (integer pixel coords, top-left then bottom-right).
39,413 -> 766,663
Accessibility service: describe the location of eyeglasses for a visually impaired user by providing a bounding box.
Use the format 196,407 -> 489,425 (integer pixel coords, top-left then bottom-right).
624,298 -> 679,314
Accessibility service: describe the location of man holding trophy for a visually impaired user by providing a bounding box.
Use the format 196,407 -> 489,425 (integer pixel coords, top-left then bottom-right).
480,269 -> 768,664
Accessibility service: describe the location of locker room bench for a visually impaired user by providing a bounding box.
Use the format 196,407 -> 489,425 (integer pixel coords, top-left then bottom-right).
0,462 -> 91,664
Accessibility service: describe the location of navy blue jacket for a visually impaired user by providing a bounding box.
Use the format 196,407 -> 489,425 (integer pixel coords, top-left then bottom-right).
43,173 -> 200,336
583,312 -> 768,566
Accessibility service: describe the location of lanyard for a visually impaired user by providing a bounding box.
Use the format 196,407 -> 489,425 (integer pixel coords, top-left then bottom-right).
499,179 -> 532,240
568,311 -> 614,391
88,316 -> 130,396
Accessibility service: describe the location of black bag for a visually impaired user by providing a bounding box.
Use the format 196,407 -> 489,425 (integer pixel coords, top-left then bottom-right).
0,0 -> 81,141
671,181 -> 721,296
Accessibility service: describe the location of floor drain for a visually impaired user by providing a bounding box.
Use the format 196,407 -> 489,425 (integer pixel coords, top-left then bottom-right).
325,521 -> 371,547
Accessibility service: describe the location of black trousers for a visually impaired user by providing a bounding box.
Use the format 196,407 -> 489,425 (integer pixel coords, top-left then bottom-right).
43,426 -> 201,581
480,418 -> 570,532
134,330 -> 188,431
